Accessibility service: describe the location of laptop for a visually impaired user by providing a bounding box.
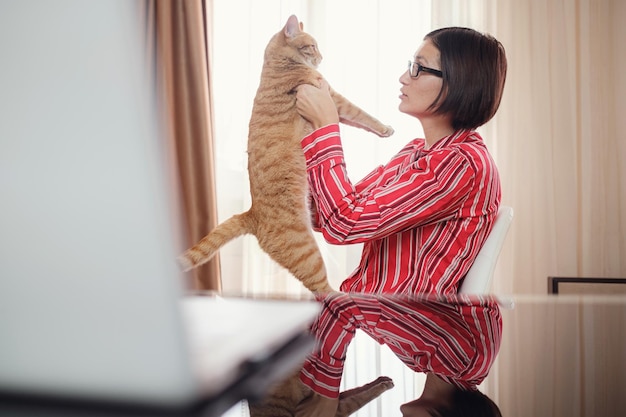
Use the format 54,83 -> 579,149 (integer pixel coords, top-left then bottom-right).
0,1 -> 318,415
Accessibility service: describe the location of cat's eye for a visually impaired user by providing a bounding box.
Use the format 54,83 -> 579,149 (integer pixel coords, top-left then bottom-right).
300,45 -> 316,53
408,60 -> 443,78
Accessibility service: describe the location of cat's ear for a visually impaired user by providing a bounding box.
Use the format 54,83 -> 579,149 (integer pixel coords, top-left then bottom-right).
284,15 -> 301,38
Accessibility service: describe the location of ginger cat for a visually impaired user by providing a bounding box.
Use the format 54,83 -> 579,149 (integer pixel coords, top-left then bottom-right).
178,15 -> 393,294
249,370 -> 394,417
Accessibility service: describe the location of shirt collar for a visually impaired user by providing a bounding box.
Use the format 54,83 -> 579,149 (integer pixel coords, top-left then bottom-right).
423,129 -> 477,153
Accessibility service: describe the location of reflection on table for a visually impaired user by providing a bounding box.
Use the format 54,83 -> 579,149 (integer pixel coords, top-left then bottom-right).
287,294 -> 626,417
493,295 -> 626,417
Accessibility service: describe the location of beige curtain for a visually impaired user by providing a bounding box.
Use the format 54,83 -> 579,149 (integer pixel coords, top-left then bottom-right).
485,0 -> 626,295
432,1 -> 626,414
146,0 -> 221,291
433,0 -> 626,295
492,1 -> 626,414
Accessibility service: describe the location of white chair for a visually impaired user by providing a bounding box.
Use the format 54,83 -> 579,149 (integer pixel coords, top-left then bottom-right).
459,206 -> 514,295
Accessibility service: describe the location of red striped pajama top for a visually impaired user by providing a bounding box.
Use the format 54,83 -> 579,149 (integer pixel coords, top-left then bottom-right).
299,124 -> 502,397
302,124 -> 501,295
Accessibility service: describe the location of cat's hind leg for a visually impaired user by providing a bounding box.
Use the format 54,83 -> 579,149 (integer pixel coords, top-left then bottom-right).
258,228 -> 333,294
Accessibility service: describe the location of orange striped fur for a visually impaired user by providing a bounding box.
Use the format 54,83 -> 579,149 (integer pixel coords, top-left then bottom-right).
178,15 -> 393,294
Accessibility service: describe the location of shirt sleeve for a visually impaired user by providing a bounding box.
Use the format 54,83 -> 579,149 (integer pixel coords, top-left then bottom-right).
301,124 -> 476,245
299,292 -> 372,399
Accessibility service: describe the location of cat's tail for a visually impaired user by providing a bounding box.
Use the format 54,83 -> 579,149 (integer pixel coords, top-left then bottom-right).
177,212 -> 253,272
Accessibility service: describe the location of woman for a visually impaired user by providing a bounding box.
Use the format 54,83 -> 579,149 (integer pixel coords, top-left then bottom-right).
294,27 -> 507,416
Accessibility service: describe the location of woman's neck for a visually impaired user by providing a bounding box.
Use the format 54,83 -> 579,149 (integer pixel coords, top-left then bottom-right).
420,373 -> 457,400
399,373 -> 457,416
421,117 -> 455,149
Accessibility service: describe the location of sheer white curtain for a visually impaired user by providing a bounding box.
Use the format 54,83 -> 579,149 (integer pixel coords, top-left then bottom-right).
212,0 -> 434,298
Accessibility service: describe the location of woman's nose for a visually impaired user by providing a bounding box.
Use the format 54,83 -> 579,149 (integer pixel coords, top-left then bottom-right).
399,70 -> 410,85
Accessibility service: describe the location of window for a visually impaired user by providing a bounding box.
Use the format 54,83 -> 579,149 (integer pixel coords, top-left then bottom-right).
212,0 -> 433,296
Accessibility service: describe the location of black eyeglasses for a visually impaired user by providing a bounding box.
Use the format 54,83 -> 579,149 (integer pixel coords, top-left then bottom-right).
407,60 -> 443,78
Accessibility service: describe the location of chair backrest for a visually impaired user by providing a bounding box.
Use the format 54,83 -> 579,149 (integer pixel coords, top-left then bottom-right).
459,206 -> 514,295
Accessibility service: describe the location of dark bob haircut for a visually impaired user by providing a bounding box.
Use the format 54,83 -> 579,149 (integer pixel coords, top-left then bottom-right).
435,387 -> 503,417
425,27 -> 507,130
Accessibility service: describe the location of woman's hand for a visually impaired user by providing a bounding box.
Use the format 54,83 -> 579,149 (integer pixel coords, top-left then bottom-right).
295,80 -> 339,130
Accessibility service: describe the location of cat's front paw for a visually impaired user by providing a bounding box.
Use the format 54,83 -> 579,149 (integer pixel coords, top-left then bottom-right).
374,376 -> 395,390
379,125 -> 394,138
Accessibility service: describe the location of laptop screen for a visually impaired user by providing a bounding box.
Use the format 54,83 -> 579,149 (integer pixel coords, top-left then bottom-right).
0,0 -> 196,407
